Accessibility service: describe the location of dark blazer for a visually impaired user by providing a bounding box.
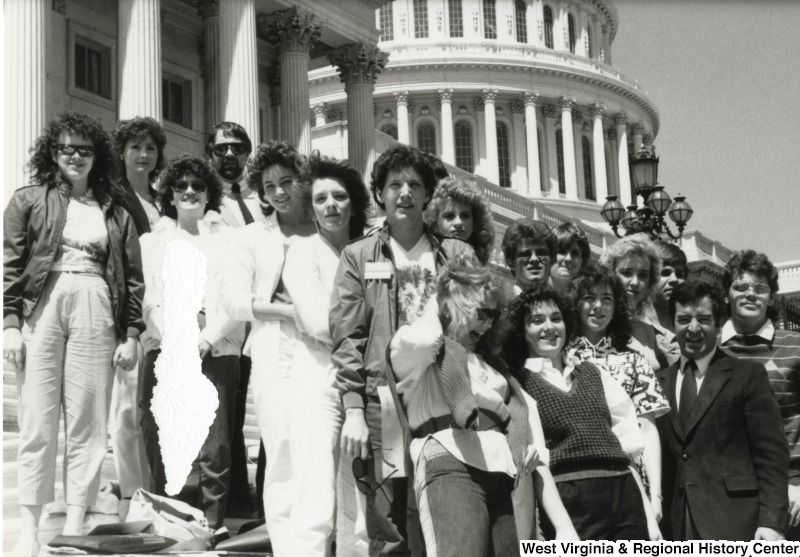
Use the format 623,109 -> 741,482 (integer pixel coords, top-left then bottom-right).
656,350 -> 789,540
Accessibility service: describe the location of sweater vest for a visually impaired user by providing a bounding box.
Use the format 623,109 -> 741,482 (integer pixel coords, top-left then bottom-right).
516,362 -> 630,480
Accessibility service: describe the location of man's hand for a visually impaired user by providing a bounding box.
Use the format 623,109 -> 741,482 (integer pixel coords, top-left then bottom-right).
3,327 -> 25,371
650,494 -> 663,523
754,527 -> 785,541
198,338 -> 212,359
788,484 -> 800,528
112,337 -> 138,370
341,407 -> 370,460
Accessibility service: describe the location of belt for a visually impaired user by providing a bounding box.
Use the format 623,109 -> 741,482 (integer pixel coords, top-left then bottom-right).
413,408 -> 508,439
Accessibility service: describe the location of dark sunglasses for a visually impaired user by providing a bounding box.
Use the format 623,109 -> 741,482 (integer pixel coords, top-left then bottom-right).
477,308 -> 501,323
171,180 -> 208,193
55,144 -> 95,157
516,248 -> 551,262
353,449 -> 398,498
212,143 -> 248,157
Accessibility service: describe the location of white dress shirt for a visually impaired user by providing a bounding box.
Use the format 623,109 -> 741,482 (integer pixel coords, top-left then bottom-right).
218,178 -> 265,227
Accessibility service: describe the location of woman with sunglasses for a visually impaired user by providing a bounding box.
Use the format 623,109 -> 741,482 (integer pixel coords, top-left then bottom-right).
3,111 -> 143,556
138,155 -> 243,530
222,141 -> 316,554
567,263 -> 669,534
503,283 -> 650,540
388,256 -> 578,555
277,153 -> 373,556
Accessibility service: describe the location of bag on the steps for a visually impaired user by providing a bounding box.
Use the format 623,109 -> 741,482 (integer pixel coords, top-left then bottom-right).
125,489 -> 215,551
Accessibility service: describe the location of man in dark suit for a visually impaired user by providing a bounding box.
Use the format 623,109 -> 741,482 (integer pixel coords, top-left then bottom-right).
656,280 -> 788,541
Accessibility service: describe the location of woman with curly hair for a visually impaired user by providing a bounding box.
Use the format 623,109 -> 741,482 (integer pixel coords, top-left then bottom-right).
222,141 -> 316,553
549,221 -> 591,294
111,116 -> 167,234
424,177 -> 495,265
3,111 -> 143,555
276,153 -> 373,555
502,284 -> 652,540
567,263 -> 669,531
138,154 -> 242,529
600,234 -> 679,372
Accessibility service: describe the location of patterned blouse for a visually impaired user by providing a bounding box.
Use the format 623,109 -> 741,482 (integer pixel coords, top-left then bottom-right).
568,336 -> 670,420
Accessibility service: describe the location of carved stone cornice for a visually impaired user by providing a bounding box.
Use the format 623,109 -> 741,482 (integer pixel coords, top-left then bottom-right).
559,96 -> 576,111
511,99 -> 525,114
328,43 -> 389,86
614,112 -> 628,127
522,91 -> 540,106
261,8 -> 322,55
591,102 -> 606,118
438,88 -> 454,104
394,90 -> 410,105
52,0 -> 66,15
542,105 -> 557,119
482,88 -> 498,104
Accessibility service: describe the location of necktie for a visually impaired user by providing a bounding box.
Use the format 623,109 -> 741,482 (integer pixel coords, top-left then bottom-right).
679,360 -> 698,431
729,334 -> 770,347
231,183 -> 255,225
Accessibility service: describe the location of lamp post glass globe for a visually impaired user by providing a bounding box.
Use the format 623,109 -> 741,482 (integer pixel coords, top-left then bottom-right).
669,196 -> 694,226
601,196 -> 625,225
621,206 -> 639,231
646,186 -> 672,216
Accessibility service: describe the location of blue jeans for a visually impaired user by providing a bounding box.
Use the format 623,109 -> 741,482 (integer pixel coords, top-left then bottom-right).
414,439 -> 517,557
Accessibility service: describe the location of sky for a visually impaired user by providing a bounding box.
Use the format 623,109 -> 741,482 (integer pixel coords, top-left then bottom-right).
611,0 -> 800,263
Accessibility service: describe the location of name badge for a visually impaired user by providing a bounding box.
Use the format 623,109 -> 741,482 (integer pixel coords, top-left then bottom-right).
365,261 -> 393,280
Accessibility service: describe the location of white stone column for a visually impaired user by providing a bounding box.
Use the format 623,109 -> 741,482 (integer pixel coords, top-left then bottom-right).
218,0 -> 260,143
266,8 -> 321,154
311,103 -> 327,127
630,122 -> 644,154
118,0 -> 161,119
329,43 -> 388,179
577,10 -> 588,57
573,111 -> 585,198
602,24 -> 611,64
199,1 -> 221,132
394,90 -> 410,145
4,0 -> 46,201
482,88 -> 499,185
533,0 -> 544,47
543,104 -> 558,194
439,88 -> 455,164
615,113 -> 632,207
522,92 -> 541,196
607,127 -> 619,196
556,2 -> 567,51
591,103 -> 608,203
511,99 -> 527,192
560,96 -> 578,200
592,17 -> 602,60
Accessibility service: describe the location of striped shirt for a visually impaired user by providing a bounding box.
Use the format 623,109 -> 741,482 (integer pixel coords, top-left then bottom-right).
720,320 -> 800,481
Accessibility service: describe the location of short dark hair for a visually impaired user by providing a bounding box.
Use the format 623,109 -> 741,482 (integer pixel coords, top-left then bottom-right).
656,241 -> 688,278
552,221 -> 591,266
668,280 -> 726,325
722,249 -> 779,296
502,282 -> 576,370
370,145 -> 437,211
501,219 -> 556,273
294,152 -> 373,240
204,121 -> 252,158
157,155 -> 223,220
570,262 -> 633,351
245,141 -> 309,217
111,116 -> 167,185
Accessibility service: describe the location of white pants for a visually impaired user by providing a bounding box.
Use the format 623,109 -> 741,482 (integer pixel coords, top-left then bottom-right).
250,321 -> 343,557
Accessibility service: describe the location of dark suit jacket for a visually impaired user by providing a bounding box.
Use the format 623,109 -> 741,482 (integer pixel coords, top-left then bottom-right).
656,350 -> 789,540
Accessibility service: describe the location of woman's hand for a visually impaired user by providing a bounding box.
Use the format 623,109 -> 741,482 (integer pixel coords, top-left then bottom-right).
554,525 -> 581,540
647,516 -> 663,541
341,408 -> 370,460
112,338 -> 138,370
3,327 -> 25,371
522,444 -> 541,474
198,339 -> 212,359
650,493 -> 663,523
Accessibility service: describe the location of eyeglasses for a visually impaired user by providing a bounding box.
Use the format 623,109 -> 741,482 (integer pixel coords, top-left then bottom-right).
55,144 -> 95,157
212,143 -> 248,157
730,282 -> 771,297
516,248 -> 551,262
353,449 -> 398,499
477,308 -> 501,323
171,180 -> 208,193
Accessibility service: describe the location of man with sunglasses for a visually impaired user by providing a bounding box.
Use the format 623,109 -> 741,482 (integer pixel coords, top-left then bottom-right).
720,250 -> 800,538
205,122 -> 263,228
501,218 -> 557,295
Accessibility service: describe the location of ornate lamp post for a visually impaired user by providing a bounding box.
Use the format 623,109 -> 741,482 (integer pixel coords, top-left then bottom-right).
601,147 -> 693,240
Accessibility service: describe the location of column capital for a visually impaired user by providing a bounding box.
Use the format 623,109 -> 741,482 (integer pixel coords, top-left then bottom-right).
542,104 -> 557,119
394,90 -> 411,105
522,91 -> 540,106
511,99 -> 525,114
642,133 -> 654,147
195,0 -> 218,19
572,111 -> 583,125
559,96 -> 576,111
326,107 -> 342,121
605,127 -> 616,141
591,102 -> 606,118
482,88 -> 499,104
614,112 -> 628,127
52,0 -> 66,14
261,8 -> 322,54
311,103 -> 327,116
629,122 -> 645,135
473,97 -> 485,111
438,88 -> 454,104
328,43 -> 388,86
